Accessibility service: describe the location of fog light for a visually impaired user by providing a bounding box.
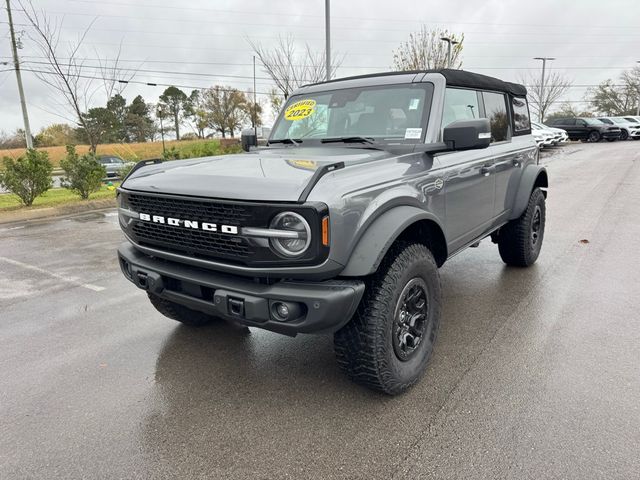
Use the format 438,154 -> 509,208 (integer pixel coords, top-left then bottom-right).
270,301 -> 304,322
276,302 -> 289,319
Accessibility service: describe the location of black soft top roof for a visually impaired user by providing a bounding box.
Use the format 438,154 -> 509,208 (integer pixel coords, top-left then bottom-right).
306,69 -> 527,97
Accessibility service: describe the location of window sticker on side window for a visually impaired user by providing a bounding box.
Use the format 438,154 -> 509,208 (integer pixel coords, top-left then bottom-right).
404,128 -> 422,139
284,99 -> 316,121
408,98 -> 420,110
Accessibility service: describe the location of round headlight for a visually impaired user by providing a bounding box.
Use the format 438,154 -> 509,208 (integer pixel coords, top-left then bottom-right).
269,212 -> 311,257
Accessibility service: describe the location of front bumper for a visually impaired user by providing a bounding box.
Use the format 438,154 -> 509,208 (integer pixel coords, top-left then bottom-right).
602,130 -> 621,139
118,242 -> 365,336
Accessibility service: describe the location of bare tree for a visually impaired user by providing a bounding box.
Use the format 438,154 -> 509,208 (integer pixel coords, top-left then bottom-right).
95,41 -> 137,100
392,27 -> 464,71
18,0 -> 133,152
520,71 -> 572,123
248,35 -> 343,99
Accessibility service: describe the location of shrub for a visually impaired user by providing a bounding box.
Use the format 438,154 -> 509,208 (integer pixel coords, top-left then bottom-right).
118,162 -> 135,180
162,146 -> 181,160
0,149 -> 53,206
60,145 -> 106,199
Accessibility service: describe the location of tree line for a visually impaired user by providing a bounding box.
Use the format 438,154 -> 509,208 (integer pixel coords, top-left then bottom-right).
5,1 -> 640,148
0,85 -> 264,150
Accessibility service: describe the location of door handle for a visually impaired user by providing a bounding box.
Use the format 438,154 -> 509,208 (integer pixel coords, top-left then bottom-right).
480,165 -> 495,176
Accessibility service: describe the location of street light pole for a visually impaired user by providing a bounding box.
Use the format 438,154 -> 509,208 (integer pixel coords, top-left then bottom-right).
533,57 -> 555,122
440,36 -> 459,68
325,0 -> 331,80
6,0 -> 33,149
636,61 -> 640,116
253,55 -> 258,139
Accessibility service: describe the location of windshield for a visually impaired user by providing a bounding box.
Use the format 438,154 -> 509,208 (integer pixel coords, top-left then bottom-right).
270,83 -> 433,145
612,117 -> 630,124
583,118 -> 604,126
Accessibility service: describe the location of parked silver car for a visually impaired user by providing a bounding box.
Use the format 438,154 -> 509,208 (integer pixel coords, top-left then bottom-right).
98,156 -> 134,179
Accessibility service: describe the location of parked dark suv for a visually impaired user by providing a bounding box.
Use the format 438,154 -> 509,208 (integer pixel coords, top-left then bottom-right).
547,117 -> 621,142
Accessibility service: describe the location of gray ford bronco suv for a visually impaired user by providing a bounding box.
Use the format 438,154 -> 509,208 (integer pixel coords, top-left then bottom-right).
117,69 -> 547,395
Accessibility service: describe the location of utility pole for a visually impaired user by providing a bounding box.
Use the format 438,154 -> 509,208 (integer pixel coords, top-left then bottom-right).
534,57 -> 555,122
6,0 -> 33,148
440,36 -> 459,68
253,55 -> 258,138
636,61 -> 640,116
325,0 -> 331,81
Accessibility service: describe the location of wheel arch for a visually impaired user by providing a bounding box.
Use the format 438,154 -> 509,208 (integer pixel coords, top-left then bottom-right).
340,206 -> 448,277
509,165 -> 548,220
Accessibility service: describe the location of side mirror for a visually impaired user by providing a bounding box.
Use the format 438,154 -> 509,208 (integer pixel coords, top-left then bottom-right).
443,119 -> 491,151
241,128 -> 257,152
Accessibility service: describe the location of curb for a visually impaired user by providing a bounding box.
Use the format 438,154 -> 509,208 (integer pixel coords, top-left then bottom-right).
0,198 -> 117,225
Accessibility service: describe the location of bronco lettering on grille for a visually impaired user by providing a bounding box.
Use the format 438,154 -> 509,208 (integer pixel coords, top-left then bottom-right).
138,213 -> 239,234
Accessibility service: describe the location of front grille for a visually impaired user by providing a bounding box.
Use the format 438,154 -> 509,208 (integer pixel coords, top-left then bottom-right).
132,221 -> 252,260
120,190 -> 328,267
124,192 -> 259,263
127,193 -> 252,225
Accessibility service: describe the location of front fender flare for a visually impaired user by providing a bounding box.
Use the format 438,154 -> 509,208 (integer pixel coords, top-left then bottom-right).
340,206 -> 445,277
509,165 -> 548,220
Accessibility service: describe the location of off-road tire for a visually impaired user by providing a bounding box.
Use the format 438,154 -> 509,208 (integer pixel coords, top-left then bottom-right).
148,292 -> 220,326
333,243 -> 442,395
497,187 -> 546,267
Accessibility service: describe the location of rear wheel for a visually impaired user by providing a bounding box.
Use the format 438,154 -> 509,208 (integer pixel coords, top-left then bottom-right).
334,243 -> 442,395
497,188 -> 546,267
620,130 -> 629,141
148,292 -> 221,326
588,131 -> 601,142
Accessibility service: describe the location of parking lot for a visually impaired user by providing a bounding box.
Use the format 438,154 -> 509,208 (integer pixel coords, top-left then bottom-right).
1,141 -> 639,479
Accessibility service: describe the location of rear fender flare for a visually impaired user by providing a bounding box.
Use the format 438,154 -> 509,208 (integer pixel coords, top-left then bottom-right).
509,165 -> 548,220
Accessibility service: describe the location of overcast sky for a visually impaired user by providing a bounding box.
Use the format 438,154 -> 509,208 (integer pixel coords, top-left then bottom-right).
1,0 -> 639,133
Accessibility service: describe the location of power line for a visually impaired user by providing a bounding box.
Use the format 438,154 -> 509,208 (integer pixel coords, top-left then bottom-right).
6,17 -> 640,38
18,66 -> 283,95
60,0 -> 640,31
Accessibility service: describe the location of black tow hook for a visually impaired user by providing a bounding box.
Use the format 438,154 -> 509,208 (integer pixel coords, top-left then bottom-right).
136,272 -> 149,289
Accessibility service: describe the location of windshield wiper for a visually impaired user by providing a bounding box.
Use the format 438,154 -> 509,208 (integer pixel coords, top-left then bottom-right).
321,136 -> 377,145
269,138 -> 301,146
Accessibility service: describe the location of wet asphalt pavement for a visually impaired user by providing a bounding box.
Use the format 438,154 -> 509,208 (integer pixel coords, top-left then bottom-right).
1,141 -> 639,479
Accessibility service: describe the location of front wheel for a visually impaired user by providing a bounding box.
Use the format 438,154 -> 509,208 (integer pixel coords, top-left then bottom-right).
497,188 -> 546,267
334,243 -> 442,395
588,131 -> 601,142
620,130 -> 629,141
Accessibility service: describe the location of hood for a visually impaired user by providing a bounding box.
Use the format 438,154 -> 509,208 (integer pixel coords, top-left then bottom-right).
121,146 -> 394,202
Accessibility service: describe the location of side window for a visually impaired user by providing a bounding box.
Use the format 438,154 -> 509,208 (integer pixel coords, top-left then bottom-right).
576,119 -> 587,127
441,88 -> 480,128
511,96 -> 530,133
482,92 -> 509,143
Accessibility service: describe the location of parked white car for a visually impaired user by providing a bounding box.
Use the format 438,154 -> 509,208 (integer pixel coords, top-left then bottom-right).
531,122 -> 559,147
532,121 -> 568,145
597,117 -> 640,140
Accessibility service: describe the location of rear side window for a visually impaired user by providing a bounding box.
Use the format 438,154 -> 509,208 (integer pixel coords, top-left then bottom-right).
482,92 -> 509,142
512,97 -> 530,133
441,88 -> 480,128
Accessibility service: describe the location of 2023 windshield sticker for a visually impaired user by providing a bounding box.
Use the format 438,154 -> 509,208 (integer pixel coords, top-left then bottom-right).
285,99 -> 316,121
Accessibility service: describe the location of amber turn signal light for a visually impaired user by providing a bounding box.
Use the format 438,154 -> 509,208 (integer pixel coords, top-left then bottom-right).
321,216 -> 329,246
